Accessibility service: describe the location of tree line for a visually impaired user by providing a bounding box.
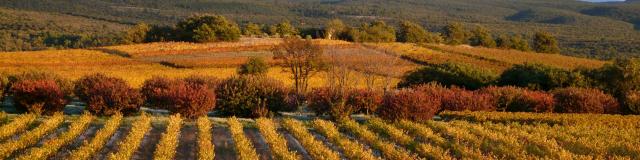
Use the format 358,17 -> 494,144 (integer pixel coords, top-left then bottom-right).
120,15 -> 561,54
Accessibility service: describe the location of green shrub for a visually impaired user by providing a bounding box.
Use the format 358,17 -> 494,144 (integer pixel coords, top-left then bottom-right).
216,76 -> 293,118
238,57 -> 269,75
75,74 -> 143,116
11,79 -> 67,115
397,20 -> 442,43
0,73 -> 8,101
347,20 -> 396,43
553,87 -> 620,114
586,58 -> 640,114
624,90 -> 640,114
176,15 -> 241,42
399,62 -> 498,90
498,63 -> 589,91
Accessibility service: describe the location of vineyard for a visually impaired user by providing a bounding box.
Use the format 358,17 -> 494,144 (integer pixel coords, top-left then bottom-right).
0,111 -> 636,160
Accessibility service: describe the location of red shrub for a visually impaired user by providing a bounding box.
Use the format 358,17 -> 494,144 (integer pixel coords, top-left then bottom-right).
553,87 -> 620,114
307,87 -> 353,120
11,80 -> 67,115
441,87 -> 495,111
141,76 -> 174,108
156,81 -> 216,118
8,71 -> 73,98
142,77 -> 216,118
75,74 -> 143,116
184,75 -> 219,89
479,86 -> 554,113
347,89 -> 383,114
377,88 -> 441,121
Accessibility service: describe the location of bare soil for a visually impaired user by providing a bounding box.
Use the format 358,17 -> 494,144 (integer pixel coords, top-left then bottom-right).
132,122 -> 165,160
50,124 -> 100,159
213,126 -> 236,160
175,123 -> 196,160
243,127 -> 272,160
280,130 -> 312,160
93,124 -> 129,160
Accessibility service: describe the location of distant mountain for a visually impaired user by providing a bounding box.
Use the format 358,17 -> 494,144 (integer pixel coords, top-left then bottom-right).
1,0 -> 639,59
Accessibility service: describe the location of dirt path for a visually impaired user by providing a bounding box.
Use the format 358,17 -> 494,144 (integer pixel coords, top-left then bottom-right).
132,122 -> 165,160
175,123 -> 196,160
50,124 -> 100,159
281,130 -> 312,160
213,126 -> 236,160
93,125 -> 130,160
244,127 -> 272,160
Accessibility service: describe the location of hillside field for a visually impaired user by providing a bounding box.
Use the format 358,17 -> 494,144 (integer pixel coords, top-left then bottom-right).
0,38 -> 605,88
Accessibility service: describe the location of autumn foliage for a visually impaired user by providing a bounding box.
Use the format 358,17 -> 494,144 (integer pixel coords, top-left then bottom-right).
553,87 -> 620,114
377,88 -> 441,121
141,76 -> 216,118
75,74 -> 143,116
11,80 -> 67,115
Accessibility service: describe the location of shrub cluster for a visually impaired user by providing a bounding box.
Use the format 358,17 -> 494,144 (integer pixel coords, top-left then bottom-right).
216,75 -> 293,118
377,88 -> 441,121
8,71 -> 73,98
479,86 -> 554,113
552,87 -> 620,114
11,80 -> 67,115
440,87 -> 495,112
624,91 -> 640,114
307,88 -> 383,120
307,88 -> 350,120
75,74 -> 144,116
7,72 -> 72,115
0,73 -> 8,101
498,63 -> 589,91
347,89 -> 383,115
142,76 -> 216,118
399,62 -> 498,90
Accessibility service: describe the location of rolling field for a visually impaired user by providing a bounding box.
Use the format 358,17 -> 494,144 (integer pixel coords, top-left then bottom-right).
368,43 -> 607,72
0,38 -> 406,88
0,112 -> 637,160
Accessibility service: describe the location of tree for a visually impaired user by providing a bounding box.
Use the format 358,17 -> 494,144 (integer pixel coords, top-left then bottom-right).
272,37 -> 324,94
533,31 -> 560,54
238,57 -> 269,75
176,15 -> 241,42
398,62 -> 498,90
442,22 -> 469,45
495,34 -> 512,49
276,21 -> 298,37
192,24 -> 216,43
510,34 -> 531,51
397,20 -> 438,43
324,19 -> 347,40
347,20 -> 396,42
498,63 -> 589,91
243,23 -> 263,36
123,23 -> 150,44
587,58 -> 640,113
469,25 -> 496,48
